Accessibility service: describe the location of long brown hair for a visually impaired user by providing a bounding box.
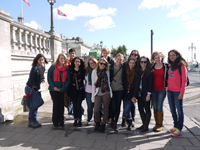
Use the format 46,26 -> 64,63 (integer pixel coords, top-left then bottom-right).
32,54 -> 48,66
126,57 -> 136,84
139,56 -> 152,78
71,57 -> 85,69
85,57 -> 98,75
168,49 -> 188,71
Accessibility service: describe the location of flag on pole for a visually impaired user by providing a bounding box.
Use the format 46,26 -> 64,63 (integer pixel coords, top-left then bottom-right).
23,0 -> 30,7
57,9 -> 67,17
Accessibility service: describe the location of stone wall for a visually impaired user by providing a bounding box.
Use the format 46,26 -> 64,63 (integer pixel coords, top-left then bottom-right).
0,9 -> 62,123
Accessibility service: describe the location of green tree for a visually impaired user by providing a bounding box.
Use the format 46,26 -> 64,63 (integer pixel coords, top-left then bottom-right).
111,45 -> 127,60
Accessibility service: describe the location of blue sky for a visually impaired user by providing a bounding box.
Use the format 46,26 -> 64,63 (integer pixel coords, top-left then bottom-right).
1,0 -> 200,62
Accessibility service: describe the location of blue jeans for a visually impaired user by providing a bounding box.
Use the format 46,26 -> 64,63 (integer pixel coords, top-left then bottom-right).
25,86 -> 38,123
111,90 -> 123,122
123,98 -> 135,120
152,90 -> 166,113
85,92 -> 94,121
67,101 -> 84,116
167,90 -> 184,131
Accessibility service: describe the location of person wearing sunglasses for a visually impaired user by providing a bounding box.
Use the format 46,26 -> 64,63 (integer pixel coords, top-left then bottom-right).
109,53 -> 125,132
92,57 -> 112,132
84,57 -> 98,126
151,52 -> 169,132
121,50 -> 141,128
136,56 -> 153,132
68,57 -> 85,127
122,57 -> 140,130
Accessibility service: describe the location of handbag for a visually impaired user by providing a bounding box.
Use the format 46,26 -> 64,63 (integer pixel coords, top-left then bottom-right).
25,86 -> 44,111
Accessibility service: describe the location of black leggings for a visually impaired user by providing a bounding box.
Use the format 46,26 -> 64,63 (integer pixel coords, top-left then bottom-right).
50,91 -> 64,125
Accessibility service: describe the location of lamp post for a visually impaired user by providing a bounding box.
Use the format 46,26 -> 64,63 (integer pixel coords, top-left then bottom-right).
151,30 -> 154,54
48,0 -> 56,32
188,43 -> 196,62
100,40 -> 103,56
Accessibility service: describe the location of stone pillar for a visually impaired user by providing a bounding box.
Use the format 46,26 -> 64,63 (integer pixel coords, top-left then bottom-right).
24,31 -> 29,51
29,33 -> 34,52
0,9 -> 14,123
48,32 -> 62,62
18,29 -> 24,50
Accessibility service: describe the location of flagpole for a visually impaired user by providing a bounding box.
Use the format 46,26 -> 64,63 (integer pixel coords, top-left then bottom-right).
21,0 -> 23,18
57,9 -> 59,34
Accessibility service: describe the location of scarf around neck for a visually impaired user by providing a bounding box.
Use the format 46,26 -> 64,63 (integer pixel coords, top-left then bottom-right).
88,69 -> 93,85
94,68 -> 110,93
37,63 -> 45,83
54,64 -> 68,83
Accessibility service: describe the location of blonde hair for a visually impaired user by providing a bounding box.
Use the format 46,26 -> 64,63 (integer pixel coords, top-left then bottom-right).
115,53 -> 124,59
54,53 -> 68,66
151,51 -> 165,64
95,57 -> 109,71
101,47 -> 110,54
85,57 -> 98,75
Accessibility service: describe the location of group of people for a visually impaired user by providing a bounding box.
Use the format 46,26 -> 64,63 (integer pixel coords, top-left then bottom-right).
25,47 -> 188,137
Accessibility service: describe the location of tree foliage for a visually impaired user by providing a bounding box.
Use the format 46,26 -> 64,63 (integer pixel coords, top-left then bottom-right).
111,45 -> 127,60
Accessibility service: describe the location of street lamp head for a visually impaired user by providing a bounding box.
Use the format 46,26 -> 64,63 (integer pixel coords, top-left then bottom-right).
100,41 -> 103,47
48,0 -> 56,4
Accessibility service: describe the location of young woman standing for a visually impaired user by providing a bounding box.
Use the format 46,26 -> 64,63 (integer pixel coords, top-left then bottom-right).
68,57 -> 85,127
25,54 -> 48,128
92,57 -> 112,132
84,57 -> 97,126
151,52 -> 169,132
122,58 -> 140,131
137,56 -> 153,132
167,49 -> 187,136
48,53 -> 70,127
110,53 -> 124,132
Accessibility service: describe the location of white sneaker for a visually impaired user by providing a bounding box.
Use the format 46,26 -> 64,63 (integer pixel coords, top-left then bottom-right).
82,115 -> 85,120
66,115 -> 74,120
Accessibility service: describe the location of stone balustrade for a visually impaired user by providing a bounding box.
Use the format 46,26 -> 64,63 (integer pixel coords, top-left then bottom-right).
10,21 -> 51,57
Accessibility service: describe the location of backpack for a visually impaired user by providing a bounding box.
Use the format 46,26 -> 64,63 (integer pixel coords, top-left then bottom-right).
178,65 -> 189,86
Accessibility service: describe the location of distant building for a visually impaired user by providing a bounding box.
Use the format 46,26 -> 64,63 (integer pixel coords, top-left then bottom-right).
61,35 -> 92,57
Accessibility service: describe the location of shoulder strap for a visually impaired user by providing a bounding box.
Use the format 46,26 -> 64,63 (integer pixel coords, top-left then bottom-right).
112,66 -> 122,82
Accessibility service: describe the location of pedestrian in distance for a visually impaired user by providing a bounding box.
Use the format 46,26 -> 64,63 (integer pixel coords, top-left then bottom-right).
92,57 -> 112,133
109,53 -> 125,132
151,52 -> 169,132
47,53 -> 71,128
84,57 -> 98,126
167,49 -> 188,136
25,54 -> 48,128
122,57 -> 140,131
136,56 -> 153,132
68,57 -> 86,127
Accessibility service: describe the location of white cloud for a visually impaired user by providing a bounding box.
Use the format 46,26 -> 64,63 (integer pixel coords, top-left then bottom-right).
54,2 -> 117,20
24,21 -> 42,30
84,16 -> 115,31
182,14 -> 193,21
184,20 -> 200,30
193,11 -> 200,17
139,0 -> 200,17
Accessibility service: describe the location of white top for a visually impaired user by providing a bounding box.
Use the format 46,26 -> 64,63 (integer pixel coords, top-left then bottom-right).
91,70 -> 113,102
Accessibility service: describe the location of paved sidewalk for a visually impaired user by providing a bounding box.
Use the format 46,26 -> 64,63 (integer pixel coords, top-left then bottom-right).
1,86 -> 200,150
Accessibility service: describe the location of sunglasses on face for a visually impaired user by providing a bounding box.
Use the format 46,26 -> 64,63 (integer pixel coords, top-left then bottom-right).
131,53 -> 138,56
100,63 -> 106,66
140,61 -> 147,64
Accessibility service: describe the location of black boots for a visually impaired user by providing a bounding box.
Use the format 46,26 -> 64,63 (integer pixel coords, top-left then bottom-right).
127,119 -> 132,131
141,114 -> 151,132
121,118 -> 127,127
98,124 -> 106,132
94,122 -> 100,132
137,113 -> 146,130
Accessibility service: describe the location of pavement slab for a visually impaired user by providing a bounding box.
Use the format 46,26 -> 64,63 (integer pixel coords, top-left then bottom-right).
93,139 -> 116,149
